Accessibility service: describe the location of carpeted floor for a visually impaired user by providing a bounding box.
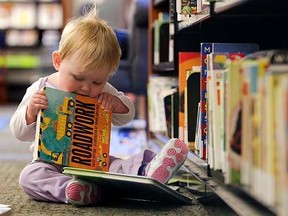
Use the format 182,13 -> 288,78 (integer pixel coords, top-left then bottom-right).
0,161 -> 210,216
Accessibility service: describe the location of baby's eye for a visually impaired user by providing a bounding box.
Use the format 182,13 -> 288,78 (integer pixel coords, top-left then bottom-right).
73,75 -> 83,81
93,81 -> 102,85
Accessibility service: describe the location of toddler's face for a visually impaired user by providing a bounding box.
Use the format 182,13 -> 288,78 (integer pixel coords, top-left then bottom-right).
53,51 -> 111,98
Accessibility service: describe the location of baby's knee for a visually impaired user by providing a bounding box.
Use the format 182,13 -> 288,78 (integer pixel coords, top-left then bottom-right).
19,162 -> 46,189
19,163 -> 34,189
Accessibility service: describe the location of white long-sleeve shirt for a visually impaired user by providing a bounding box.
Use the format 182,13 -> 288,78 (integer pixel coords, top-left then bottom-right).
10,76 -> 135,152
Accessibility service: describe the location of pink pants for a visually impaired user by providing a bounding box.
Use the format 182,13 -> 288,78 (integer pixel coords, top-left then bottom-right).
19,149 -> 156,203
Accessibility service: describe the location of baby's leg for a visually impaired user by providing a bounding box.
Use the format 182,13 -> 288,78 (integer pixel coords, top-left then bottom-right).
109,149 -> 156,175
19,161 -> 71,203
109,138 -> 188,184
145,138 -> 188,184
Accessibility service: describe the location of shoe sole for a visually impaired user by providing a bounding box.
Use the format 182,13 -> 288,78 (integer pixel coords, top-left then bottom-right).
151,139 -> 188,184
66,181 -> 98,206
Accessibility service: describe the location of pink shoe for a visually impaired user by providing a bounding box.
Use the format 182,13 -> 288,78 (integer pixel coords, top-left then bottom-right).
145,138 -> 188,184
66,179 -> 103,206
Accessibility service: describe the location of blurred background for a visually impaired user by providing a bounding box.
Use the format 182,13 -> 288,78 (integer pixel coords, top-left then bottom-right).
0,0 -> 149,159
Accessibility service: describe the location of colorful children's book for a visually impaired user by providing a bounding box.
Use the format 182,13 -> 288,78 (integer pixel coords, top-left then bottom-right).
224,54 -> 246,185
63,167 -> 192,204
33,87 -> 112,171
245,50 -> 288,208
176,0 -> 202,21
200,42 -> 259,160
206,52 -> 230,171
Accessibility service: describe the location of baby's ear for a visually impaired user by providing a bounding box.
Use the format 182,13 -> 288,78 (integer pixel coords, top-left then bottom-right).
52,51 -> 61,70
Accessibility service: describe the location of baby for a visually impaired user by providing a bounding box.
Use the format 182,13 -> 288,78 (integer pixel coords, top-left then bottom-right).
9,6 -> 188,206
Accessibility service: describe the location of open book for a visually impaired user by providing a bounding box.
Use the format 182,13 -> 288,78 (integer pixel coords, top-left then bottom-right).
63,167 -> 192,204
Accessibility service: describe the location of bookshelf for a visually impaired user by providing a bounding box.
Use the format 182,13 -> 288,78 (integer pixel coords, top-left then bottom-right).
148,0 -> 288,215
0,0 -> 72,103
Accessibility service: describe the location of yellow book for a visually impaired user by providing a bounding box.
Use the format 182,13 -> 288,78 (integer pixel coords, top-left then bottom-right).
33,87 -> 112,171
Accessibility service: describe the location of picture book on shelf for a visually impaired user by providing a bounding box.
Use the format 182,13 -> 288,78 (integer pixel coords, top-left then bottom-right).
147,76 -> 178,134
206,52 -> 228,171
33,87 -> 112,171
206,52 -> 244,172
63,167 -> 192,204
240,50 -> 288,208
176,0 -> 202,21
224,54 -> 246,185
199,42 -> 259,160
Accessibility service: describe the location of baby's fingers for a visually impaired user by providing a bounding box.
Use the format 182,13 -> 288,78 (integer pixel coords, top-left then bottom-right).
97,93 -> 112,111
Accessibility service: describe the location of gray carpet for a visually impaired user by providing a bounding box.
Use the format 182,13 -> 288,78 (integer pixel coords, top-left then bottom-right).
0,161 -> 211,216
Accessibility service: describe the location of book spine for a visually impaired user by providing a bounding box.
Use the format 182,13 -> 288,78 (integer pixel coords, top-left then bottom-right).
34,112 -> 44,161
200,43 -> 212,160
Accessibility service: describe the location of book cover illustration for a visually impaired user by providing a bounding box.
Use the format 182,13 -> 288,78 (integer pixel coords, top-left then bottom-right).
34,87 -> 112,171
176,0 -> 202,21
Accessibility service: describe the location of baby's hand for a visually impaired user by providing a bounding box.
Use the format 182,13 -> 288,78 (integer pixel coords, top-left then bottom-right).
97,92 -> 128,113
26,90 -> 48,124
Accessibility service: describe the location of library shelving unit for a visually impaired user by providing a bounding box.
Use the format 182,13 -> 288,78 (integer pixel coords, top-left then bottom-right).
148,0 -> 288,215
0,0 -> 72,103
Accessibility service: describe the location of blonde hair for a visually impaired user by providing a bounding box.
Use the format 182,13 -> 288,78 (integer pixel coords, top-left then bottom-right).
58,6 -> 121,73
